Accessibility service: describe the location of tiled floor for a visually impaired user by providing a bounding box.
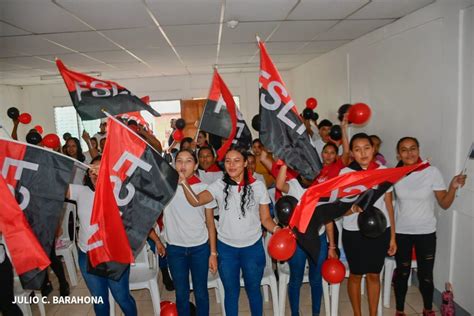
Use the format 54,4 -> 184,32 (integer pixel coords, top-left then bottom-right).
29,268 -> 437,315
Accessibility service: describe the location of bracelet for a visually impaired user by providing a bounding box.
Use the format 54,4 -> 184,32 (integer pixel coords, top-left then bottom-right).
210,252 -> 218,257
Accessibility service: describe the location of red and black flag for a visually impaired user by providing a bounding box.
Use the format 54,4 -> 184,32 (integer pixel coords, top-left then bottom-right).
56,59 -> 160,121
0,139 -> 76,289
258,38 -> 322,180
289,162 -> 427,264
200,69 -> 252,160
88,116 -> 178,280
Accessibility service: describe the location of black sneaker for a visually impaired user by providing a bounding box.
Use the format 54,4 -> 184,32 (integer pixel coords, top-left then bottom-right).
41,282 -> 53,297
59,282 -> 70,297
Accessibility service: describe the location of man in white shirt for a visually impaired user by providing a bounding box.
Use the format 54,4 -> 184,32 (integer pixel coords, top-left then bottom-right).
313,119 -> 333,159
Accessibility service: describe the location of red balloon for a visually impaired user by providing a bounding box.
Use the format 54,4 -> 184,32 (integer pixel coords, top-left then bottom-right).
161,302 -> 178,316
306,97 -> 318,110
33,125 -> 43,134
348,103 -> 371,125
268,228 -> 297,261
160,301 -> 173,309
173,130 -> 184,142
322,258 -> 346,284
18,113 -> 32,124
42,133 -> 61,149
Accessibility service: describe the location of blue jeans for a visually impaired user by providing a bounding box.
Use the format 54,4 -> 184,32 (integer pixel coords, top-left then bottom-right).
78,250 -> 137,316
167,242 -> 210,316
217,239 -> 265,316
288,234 -> 328,316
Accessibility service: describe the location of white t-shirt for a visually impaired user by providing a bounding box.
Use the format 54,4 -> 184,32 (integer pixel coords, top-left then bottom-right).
69,184 -> 96,253
254,172 -> 266,184
197,169 -> 223,185
207,179 -> 270,247
339,165 -> 393,231
163,182 -> 216,247
394,166 -> 446,234
286,179 -> 325,235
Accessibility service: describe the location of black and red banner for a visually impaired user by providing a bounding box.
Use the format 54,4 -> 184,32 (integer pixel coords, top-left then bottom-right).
200,69 -> 252,159
0,139 -> 75,289
290,162 -> 427,263
258,39 -> 322,180
56,60 -> 160,121
88,116 -> 178,279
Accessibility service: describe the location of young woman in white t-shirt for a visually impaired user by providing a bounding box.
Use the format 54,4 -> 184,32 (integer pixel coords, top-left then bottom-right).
340,133 -> 396,316
67,156 -> 137,316
180,146 -> 279,316
158,149 -> 216,316
392,137 -> 466,316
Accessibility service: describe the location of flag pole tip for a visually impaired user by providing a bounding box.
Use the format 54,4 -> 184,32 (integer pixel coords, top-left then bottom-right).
255,34 -> 261,42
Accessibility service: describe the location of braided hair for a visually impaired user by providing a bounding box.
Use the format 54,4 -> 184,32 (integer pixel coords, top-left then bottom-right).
222,146 -> 254,217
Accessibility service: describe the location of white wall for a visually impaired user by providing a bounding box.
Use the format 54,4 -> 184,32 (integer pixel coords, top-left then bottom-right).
0,85 -> 23,138
288,0 -> 473,312
4,70 -> 279,141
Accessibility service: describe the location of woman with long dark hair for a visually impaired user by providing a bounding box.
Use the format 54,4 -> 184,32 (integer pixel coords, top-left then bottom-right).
392,137 -> 466,316
340,133 -> 396,316
180,146 -> 279,316
156,149 -> 216,316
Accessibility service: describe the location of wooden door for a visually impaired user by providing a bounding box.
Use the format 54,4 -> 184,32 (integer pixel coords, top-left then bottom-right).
180,99 -> 207,138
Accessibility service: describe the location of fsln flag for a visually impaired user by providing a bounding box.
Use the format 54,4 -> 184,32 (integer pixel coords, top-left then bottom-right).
258,38 -> 322,180
88,116 -> 178,280
0,176 -> 51,285
200,69 -> 252,159
56,59 -> 160,121
290,162 -> 427,264
0,138 -> 76,289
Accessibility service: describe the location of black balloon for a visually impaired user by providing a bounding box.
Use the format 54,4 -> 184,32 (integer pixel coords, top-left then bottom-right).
329,125 -> 342,141
311,111 -> 319,121
63,132 -> 72,141
338,104 -> 352,122
275,195 -> 298,226
7,107 -> 20,120
357,206 -> 387,238
175,118 -> 186,130
26,131 -> 42,145
251,114 -> 260,132
302,108 -> 313,120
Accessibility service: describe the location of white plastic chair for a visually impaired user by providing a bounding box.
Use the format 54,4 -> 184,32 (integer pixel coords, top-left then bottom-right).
382,256 -> 417,308
110,243 -> 161,316
55,202 -> 78,286
239,234 -> 279,315
329,260 -> 383,316
277,260 -> 330,316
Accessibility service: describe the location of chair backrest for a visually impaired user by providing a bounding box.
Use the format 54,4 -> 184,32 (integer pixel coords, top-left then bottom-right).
134,243 -> 156,270
59,202 -> 76,242
262,233 -> 274,270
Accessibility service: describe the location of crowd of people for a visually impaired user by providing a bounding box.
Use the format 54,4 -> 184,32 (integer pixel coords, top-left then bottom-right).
1,110 -> 467,316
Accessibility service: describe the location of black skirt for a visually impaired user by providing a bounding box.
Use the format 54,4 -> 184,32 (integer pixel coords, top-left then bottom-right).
342,228 -> 390,275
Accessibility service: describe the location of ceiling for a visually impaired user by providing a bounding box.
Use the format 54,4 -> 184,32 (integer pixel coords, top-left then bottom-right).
0,0 -> 435,86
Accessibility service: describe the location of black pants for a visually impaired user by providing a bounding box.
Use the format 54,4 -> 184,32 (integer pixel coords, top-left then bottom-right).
42,239 -> 68,290
0,254 -> 23,316
394,232 -> 436,311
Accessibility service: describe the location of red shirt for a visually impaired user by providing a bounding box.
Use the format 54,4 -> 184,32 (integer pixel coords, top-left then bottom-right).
313,159 -> 345,184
